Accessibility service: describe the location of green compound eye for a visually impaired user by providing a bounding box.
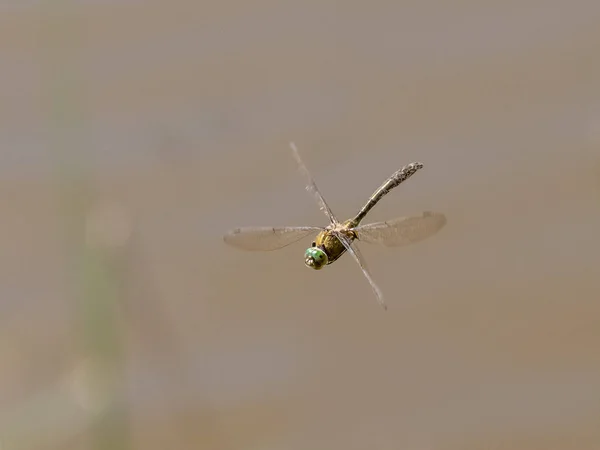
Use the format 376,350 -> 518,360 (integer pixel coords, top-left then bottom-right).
304,247 -> 328,270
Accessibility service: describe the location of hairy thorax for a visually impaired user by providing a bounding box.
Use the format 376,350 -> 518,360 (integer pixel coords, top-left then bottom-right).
314,219 -> 358,264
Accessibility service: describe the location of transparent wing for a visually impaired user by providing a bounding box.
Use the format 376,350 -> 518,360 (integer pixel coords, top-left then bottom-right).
333,230 -> 386,310
223,226 -> 323,251
353,212 -> 446,247
290,142 -> 339,224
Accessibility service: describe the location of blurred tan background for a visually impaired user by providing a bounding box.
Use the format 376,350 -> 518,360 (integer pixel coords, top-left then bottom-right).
1,1 -> 600,449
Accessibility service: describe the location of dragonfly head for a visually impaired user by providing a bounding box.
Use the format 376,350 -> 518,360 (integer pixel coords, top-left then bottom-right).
304,247 -> 328,270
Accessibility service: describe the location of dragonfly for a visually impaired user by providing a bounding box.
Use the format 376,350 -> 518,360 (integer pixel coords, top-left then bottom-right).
223,142 -> 446,310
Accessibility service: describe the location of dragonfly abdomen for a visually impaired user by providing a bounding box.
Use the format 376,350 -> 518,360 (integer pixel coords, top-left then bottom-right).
352,162 -> 424,224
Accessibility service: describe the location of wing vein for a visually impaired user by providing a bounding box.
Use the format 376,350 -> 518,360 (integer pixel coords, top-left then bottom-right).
290,142 -> 338,224
354,211 -> 446,247
223,226 -> 323,251
333,230 -> 386,310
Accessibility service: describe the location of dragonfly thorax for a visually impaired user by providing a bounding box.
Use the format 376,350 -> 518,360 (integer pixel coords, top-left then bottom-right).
304,247 -> 328,270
